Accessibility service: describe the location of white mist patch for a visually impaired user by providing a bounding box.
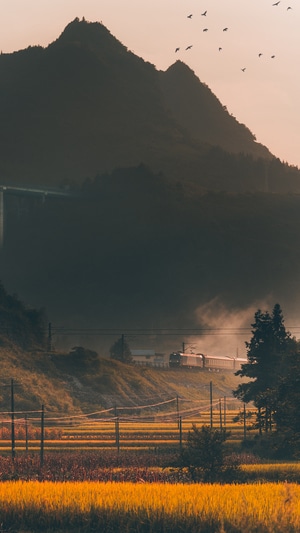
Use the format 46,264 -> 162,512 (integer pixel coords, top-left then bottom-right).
189,297 -> 273,358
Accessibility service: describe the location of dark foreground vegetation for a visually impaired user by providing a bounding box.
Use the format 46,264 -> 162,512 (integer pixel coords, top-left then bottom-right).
0,448 -> 299,484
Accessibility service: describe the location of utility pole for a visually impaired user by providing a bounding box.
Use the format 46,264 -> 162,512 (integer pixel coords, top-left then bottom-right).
179,416 -> 182,451
243,403 -> 247,440
40,405 -> 45,468
121,334 -> 125,360
25,414 -> 28,452
210,381 -> 213,428
11,378 -> 15,461
219,398 -> 223,430
47,322 -> 52,352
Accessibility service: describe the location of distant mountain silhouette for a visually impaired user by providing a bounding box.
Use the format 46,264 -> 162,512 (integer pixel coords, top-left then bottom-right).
0,17 -> 298,192
159,61 -> 270,158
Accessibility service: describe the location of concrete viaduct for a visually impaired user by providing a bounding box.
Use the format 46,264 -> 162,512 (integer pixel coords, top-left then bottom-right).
0,185 -> 73,248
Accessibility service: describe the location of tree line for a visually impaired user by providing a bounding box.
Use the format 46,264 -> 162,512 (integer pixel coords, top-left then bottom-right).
0,282 -> 46,350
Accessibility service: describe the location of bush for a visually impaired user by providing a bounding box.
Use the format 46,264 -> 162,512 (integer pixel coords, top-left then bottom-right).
175,424 -> 240,482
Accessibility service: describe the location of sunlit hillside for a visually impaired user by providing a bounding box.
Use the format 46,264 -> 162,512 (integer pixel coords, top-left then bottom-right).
0,339 -> 243,415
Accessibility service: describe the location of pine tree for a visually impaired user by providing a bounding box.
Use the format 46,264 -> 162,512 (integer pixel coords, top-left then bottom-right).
273,343 -> 300,457
109,335 -> 132,363
233,304 -> 295,433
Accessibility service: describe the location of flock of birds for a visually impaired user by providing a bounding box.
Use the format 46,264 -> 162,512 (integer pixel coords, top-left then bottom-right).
175,1 -> 294,73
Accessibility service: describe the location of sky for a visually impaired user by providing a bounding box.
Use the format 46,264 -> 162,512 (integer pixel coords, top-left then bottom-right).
0,0 -> 299,168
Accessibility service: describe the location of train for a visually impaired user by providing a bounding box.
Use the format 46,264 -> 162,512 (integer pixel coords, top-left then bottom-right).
169,352 -> 247,372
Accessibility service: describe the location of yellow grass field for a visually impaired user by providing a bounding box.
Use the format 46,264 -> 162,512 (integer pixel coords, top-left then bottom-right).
0,480 -> 299,532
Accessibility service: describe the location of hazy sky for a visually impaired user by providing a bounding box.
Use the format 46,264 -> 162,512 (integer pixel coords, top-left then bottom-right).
0,0 -> 299,167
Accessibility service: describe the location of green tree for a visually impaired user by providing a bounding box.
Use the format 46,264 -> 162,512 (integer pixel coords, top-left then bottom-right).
272,343 -> 300,457
233,304 -> 295,433
110,335 -> 132,363
176,425 -> 238,482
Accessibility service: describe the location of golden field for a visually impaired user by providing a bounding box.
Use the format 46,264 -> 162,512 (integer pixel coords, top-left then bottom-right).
0,480 -> 299,532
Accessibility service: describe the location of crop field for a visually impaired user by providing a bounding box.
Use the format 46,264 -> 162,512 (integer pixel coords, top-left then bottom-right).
0,480 -> 299,532
0,406 -> 257,454
1,450 -> 300,483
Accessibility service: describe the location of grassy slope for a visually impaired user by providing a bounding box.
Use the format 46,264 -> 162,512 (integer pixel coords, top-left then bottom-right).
0,342 -> 243,415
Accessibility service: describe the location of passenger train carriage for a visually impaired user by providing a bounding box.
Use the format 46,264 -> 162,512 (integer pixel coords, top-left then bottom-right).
169,352 -> 247,371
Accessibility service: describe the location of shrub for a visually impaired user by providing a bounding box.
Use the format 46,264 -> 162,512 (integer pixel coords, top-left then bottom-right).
175,424 -> 240,482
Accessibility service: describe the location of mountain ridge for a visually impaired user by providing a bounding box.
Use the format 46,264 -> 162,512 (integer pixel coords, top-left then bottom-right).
159,60 -> 272,159
0,17 -> 294,192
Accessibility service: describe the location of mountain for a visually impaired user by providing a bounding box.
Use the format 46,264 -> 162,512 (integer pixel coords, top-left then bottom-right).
159,61 -> 271,158
0,18 -> 199,187
1,18 -> 300,353
0,17 -> 297,192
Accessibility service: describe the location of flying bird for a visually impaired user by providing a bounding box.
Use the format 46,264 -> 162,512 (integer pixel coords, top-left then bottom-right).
218,47 -> 222,51
241,67 -> 246,72
271,55 -> 276,58
187,14 -> 193,19
201,11 -> 207,16
185,45 -> 193,50
258,53 -> 263,57
272,1 -> 280,5
223,27 -> 228,32
203,28 -> 208,32
287,6 -> 292,9
175,47 -> 180,53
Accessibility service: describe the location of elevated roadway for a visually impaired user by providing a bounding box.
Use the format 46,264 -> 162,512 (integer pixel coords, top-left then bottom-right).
0,184 -> 75,248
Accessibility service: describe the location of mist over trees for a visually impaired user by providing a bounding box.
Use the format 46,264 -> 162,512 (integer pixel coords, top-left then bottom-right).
2,164 -> 300,338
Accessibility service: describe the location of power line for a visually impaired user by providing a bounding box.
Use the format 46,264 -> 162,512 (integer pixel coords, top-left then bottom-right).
50,325 -> 300,338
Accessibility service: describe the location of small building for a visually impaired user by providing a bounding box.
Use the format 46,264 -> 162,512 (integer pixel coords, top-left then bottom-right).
131,349 -> 167,367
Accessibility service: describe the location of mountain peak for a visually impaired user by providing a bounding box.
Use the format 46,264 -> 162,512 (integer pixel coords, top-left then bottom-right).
52,17 -> 129,61
160,60 -> 272,159
166,60 -> 198,76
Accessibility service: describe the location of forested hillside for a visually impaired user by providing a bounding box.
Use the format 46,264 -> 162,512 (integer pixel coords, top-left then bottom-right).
2,165 -> 300,339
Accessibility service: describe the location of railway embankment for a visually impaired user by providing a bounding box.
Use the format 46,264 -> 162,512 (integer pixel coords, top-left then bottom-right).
0,341 -> 245,415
